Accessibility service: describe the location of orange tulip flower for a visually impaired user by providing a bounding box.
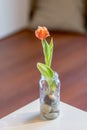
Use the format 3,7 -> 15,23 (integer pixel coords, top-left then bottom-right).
35,26 -> 50,40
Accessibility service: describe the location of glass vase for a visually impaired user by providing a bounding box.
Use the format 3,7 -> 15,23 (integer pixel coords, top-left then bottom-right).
39,72 -> 60,120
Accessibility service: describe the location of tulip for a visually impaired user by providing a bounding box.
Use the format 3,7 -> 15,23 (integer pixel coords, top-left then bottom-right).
35,26 -> 50,40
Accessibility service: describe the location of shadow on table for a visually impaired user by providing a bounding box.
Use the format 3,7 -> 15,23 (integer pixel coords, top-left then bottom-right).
0,111 -> 48,128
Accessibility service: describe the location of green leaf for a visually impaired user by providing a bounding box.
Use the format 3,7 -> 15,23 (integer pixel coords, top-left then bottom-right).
37,62 -> 54,78
50,80 -> 57,92
41,40 -> 49,66
48,38 -> 53,67
37,62 -> 57,93
41,38 -> 53,67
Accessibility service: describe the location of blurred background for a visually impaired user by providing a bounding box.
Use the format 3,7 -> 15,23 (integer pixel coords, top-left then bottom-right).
0,0 -> 87,118
0,0 -> 29,39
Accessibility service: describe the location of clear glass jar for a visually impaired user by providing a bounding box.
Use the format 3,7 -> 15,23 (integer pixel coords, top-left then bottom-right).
39,72 -> 60,120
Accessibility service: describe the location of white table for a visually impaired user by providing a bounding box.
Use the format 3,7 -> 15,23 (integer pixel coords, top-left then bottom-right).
0,99 -> 87,130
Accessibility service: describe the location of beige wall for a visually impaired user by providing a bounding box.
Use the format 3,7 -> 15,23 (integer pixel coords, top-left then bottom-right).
0,0 -> 30,39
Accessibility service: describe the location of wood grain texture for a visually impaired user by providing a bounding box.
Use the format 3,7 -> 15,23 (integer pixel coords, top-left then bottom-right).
0,30 -> 87,118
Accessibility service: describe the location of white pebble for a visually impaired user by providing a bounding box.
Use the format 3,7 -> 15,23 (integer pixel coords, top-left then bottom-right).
52,104 -> 59,112
49,94 -> 56,101
45,113 -> 58,119
41,104 -> 51,114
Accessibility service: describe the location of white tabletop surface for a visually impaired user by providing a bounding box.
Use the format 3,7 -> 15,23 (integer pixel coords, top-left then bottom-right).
0,99 -> 87,130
